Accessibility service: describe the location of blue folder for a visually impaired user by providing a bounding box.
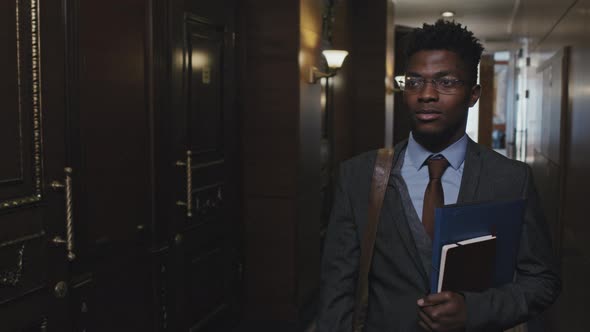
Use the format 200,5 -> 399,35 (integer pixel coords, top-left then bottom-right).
430,199 -> 526,293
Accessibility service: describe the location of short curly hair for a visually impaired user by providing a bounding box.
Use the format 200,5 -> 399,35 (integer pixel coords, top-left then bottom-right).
404,19 -> 484,85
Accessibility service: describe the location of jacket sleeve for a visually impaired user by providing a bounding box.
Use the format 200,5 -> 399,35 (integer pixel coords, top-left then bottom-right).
463,165 -> 561,331
317,163 -> 360,332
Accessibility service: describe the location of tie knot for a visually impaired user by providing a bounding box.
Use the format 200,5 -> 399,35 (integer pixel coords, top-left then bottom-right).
427,156 -> 449,180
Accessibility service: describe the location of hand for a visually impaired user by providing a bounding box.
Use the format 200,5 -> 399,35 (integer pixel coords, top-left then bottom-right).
417,291 -> 466,332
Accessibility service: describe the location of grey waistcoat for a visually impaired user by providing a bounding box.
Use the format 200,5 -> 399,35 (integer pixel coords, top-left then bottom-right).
390,149 -> 433,280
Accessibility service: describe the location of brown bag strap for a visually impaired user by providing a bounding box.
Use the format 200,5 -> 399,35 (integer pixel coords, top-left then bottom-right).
352,148 -> 395,332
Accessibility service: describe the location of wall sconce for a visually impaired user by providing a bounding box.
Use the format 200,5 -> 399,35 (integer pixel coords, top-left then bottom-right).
309,50 -> 349,84
394,75 -> 405,90
386,75 -> 406,94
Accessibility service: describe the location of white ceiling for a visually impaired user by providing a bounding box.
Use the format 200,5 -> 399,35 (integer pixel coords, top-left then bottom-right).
392,0 -> 578,53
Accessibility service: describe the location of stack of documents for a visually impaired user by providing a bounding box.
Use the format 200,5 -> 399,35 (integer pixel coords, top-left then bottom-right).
431,199 -> 526,293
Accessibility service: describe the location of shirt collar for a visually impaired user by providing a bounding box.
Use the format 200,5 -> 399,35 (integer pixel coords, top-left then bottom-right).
406,132 -> 468,171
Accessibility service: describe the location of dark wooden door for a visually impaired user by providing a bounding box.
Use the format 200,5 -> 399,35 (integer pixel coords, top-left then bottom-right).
533,48 -> 570,259
63,1 -> 155,331
165,1 -> 241,331
0,0 -> 72,330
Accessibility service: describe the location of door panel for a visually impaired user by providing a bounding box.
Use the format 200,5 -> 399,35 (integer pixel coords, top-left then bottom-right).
0,0 -> 42,209
76,0 -> 151,253
181,18 -> 237,328
0,0 -> 21,182
188,22 -> 225,160
0,0 -> 70,331
167,1 -> 241,330
1,1 -> 247,331
533,48 -> 569,258
183,225 -> 233,328
67,0 -> 155,330
1,236 -> 49,331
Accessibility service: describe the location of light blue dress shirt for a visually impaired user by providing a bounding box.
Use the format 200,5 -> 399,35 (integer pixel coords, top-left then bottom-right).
400,133 -> 468,223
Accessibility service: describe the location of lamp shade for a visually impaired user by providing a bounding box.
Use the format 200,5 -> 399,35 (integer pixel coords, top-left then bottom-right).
322,50 -> 349,69
394,75 -> 406,90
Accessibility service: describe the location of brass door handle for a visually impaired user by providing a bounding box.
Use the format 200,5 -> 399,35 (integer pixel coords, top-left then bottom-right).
52,167 -> 76,261
176,151 -> 193,217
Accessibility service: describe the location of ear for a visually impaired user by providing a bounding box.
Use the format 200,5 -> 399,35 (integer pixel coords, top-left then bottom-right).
468,84 -> 481,107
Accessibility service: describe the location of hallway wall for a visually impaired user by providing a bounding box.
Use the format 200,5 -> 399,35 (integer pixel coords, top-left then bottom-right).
517,0 -> 590,330
238,0 -> 326,323
237,0 -> 393,325
331,0 -> 394,164
238,0 -> 304,321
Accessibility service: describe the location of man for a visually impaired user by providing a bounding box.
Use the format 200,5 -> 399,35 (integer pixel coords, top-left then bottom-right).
318,20 -> 560,332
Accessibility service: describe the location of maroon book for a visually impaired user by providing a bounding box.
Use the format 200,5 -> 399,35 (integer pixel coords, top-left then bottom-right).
437,235 -> 497,293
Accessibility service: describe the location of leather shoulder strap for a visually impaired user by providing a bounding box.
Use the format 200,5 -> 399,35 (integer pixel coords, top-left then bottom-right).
352,148 -> 395,332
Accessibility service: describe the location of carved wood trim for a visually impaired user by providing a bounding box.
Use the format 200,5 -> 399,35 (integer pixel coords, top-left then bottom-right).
0,0 -> 43,210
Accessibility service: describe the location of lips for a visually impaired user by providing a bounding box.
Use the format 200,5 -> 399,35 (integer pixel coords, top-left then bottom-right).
415,109 -> 442,121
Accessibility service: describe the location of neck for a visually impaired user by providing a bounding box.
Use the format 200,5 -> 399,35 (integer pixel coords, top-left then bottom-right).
412,131 -> 465,153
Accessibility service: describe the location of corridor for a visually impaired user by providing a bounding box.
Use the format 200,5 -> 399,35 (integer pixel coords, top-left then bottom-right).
0,0 -> 588,331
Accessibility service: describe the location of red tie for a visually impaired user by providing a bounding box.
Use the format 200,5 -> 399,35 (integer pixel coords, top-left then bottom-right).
422,156 -> 449,239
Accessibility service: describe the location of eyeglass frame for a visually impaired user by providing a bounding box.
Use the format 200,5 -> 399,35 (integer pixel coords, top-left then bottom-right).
397,76 -> 469,95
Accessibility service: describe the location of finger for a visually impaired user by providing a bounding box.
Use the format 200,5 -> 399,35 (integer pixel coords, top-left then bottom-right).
421,300 -> 465,332
418,291 -> 452,307
421,304 -> 444,323
423,300 -> 455,321
418,307 -> 439,331
418,320 -> 433,332
432,292 -> 465,317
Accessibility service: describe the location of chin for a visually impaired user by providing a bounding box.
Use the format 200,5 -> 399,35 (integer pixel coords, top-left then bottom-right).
413,125 -> 446,140
412,127 -> 456,147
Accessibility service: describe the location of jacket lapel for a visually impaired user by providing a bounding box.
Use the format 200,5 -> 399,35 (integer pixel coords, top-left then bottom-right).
381,142 -> 430,287
457,138 -> 483,203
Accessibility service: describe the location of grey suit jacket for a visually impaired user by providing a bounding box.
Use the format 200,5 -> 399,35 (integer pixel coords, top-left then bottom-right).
318,139 -> 560,332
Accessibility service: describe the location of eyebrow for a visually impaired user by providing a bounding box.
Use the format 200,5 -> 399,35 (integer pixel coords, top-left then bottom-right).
406,71 -> 458,78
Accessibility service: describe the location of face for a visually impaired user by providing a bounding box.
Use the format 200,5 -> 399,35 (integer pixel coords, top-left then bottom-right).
403,50 -> 481,151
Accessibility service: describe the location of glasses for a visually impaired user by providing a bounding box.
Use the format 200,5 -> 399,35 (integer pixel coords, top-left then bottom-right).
400,77 -> 466,95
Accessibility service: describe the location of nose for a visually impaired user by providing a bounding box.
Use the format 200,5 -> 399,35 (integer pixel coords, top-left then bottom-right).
417,80 -> 439,102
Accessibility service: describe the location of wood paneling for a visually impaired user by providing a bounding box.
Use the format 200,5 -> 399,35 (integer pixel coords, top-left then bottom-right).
187,19 -> 225,158
331,0 -> 353,163
239,0 -> 299,198
521,0 -> 590,330
68,1 -> 155,330
238,0 -> 299,322
0,0 -> 22,184
77,0 -> 150,249
331,0 -> 393,159
350,0 -> 388,154
0,1 -> 243,331
0,0 -> 71,330
165,2 -> 241,330
478,54 -> 495,148
0,0 -> 42,205
298,0 -> 322,312
238,0 -> 323,322
243,197 -> 297,320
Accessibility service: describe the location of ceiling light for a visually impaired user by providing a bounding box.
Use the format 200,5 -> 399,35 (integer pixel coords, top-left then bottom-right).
441,11 -> 455,18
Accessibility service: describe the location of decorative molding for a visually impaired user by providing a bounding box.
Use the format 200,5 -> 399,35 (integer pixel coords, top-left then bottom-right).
31,0 -> 42,200
0,231 -> 44,249
0,244 -> 25,286
159,262 -> 168,330
1,0 -> 43,210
